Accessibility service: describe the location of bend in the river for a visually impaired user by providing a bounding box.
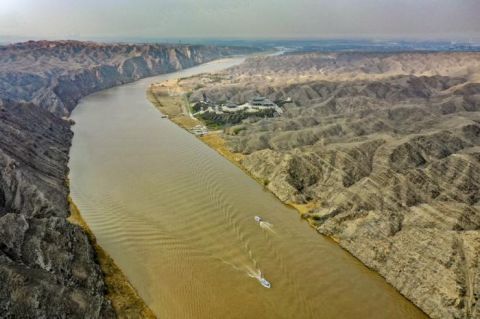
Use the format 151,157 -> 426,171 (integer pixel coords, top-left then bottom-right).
69,58 -> 427,318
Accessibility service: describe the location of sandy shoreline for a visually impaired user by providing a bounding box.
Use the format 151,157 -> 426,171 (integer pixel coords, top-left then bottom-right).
68,198 -> 156,319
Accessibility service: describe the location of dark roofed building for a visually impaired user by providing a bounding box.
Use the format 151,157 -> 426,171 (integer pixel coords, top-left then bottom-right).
250,96 -> 276,107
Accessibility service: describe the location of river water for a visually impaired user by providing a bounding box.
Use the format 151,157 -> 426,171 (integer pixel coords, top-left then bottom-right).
69,58 -> 427,318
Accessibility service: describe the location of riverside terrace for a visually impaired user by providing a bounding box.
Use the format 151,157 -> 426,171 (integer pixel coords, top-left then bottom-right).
191,96 -> 288,128
192,96 -> 285,116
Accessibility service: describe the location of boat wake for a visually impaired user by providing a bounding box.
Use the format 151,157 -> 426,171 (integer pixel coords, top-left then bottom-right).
246,266 -> 262,279
259,221 -> 275,234
215,258 -> 271,288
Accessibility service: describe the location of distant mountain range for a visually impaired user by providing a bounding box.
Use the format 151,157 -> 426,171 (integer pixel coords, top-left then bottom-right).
2,37 -> 479,52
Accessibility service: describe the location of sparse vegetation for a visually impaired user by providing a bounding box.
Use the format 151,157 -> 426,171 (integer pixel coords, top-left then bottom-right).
198,109 -> 276,128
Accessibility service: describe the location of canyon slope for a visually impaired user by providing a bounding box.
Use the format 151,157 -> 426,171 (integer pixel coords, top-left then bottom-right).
0,40 -> 256,116
0,40 -> 256,318
184,52 -> 480,319
0,99 -> 116,317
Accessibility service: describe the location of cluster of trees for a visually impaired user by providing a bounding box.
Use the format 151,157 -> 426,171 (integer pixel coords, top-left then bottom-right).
198,109 -> 276,129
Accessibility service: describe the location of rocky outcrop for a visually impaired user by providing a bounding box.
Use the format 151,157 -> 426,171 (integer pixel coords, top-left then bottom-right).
0,99 -> 114,318
186,52 -> 480,319
0,40 -> 257,116
0,40 -> 257,318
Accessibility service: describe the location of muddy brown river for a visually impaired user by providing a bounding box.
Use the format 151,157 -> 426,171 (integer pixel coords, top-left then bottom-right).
69,58 -> 427,318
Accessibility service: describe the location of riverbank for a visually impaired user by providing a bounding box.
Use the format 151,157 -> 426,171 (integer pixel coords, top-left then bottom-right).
68,198 -> 156,319
148,81 -> 247,161
148,82 -> 319,215
148,81 -> 346,221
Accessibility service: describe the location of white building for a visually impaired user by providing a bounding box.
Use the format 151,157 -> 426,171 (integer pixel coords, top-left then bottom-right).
248,96 -> 283,114
250,96 -> 275,107
192,96 -> 284,117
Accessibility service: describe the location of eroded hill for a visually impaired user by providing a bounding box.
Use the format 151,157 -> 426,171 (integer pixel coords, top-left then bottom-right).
0,99 -> 115,317
184,52 -> 480,319
0,40 -> 257,116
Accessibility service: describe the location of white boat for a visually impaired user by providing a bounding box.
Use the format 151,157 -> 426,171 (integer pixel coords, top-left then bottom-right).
259,277 -> 271,288
248,269 -> 271,288
254,215 -> 263,223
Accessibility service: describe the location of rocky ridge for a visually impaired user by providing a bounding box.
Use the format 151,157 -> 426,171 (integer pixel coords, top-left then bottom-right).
0,40 -> 256,116
0,99 -> 115,318
185,52 -> 480,319
0,40 -> 256,318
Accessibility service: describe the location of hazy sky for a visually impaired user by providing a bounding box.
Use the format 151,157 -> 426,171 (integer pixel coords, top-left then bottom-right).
0,0 -> 479,40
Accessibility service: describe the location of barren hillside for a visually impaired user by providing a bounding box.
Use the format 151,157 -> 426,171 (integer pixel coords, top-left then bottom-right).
184,52 -> 480,319
0,40 -> 256,115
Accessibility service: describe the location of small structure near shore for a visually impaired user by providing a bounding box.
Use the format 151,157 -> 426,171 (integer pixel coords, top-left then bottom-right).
190,124 -> 208,136
250,96 -> 275,107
